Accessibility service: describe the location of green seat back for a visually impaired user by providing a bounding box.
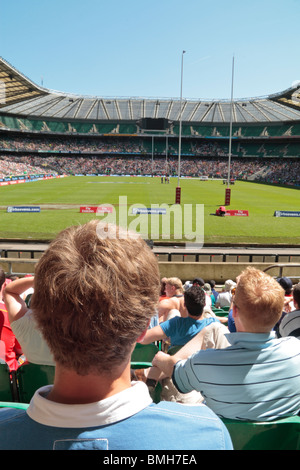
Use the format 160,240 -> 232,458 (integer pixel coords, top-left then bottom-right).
222,416 -> 300,450
16,363 -> 55,403
221,306 -> 230,312
0,401 -> 29,410
131,343 -> 159,369
131,344 -> 162,403
215,310 -> 228,317
167,345 -> 182,355
0,363 -> 14,402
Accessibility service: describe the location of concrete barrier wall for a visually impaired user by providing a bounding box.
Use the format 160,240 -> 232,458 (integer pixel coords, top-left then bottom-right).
158,262 -> 300,283
1,257 -> 299,283
0,258 -> 36,276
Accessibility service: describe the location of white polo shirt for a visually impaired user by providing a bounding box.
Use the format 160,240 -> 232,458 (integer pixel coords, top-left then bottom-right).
11,309 -> 55,366
27,381 -> 152,428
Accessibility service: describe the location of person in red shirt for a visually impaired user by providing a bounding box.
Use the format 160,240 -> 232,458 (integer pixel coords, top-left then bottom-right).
0,270 -> 23,371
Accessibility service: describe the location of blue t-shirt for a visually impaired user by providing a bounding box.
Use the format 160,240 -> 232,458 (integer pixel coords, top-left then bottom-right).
0,382 -> 233,450
227,309 -> 236,332
160,316 -> 218,346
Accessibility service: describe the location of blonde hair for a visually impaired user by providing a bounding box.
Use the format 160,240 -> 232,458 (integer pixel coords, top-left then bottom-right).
234,267 -> 284,332
165,277 -> 183,292
31,221 -> 160,375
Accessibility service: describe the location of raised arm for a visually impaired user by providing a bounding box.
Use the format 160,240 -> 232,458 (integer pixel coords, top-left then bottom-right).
152,327 -> 207,377
139,324 -> 167,344
3,276 -> 34,324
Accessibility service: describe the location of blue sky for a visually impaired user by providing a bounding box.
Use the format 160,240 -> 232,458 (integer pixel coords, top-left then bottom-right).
0,0 -> 299,100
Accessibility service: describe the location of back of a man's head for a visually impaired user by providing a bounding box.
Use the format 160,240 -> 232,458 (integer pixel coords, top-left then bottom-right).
277,277 -> 293,296
234,267 -> 284,332
184,285 -> 206,317
31,221 -> 160,375
192,277 -> 204,287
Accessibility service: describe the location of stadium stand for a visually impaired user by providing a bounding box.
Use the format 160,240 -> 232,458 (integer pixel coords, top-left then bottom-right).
0,56 -> 299,188
0,57 -> 300,450
0,153 -> 299,185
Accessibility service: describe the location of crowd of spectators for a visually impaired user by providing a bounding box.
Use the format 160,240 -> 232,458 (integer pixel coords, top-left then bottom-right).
0,155 -> 50,178
0,133 -> 299,185
1,134 -> 298,159
0,153 -> 299,185
0,135 -> 143,154
256,160 -> 300,186
0,221 -> 300,450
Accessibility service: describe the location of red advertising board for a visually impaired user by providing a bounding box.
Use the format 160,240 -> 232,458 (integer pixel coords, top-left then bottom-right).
80,206 -> 98,213
225,210 -> 249,216
80,206 -> 113,214
216,207 -> 249,217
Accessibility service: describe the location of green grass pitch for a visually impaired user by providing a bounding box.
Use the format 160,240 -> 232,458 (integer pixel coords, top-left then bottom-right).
0,176 -> 299,244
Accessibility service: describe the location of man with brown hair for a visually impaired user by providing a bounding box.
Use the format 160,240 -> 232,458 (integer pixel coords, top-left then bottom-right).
153,267 -> 300,422
0,221 -> 232,450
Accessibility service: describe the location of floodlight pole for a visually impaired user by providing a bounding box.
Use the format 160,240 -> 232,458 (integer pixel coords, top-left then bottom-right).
225,56 -> 235,206
176,50 -> 186,204
166,135 -> 168,168
151,135 -> 154,177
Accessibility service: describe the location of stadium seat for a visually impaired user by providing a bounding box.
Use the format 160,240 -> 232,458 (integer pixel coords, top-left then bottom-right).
212,307 -> 228,317
0,401 -> 29,410
167,345 -> 182,355
130,343 -> 159,369
220,306 -> 230,312
16,363 -> 55,403
222,416 -> 300,450
130,344 -> 162,403
0,362 -> 16,402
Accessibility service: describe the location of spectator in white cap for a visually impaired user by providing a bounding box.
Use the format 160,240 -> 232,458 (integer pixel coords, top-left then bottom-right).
215,279 -> 236,308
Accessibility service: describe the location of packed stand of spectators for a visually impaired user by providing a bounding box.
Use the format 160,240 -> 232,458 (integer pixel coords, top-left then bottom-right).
0,152 -> 299,186
0,135 -> 144,154
0,133 -> 299,185
0,155 -> 53,179
256,160 -> 300,186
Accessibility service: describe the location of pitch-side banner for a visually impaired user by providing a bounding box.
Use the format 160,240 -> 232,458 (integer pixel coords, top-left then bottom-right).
225,210 -> 249,216
80,206 -> 113,213
274,210 -> 300,217
7,206 -> 41,213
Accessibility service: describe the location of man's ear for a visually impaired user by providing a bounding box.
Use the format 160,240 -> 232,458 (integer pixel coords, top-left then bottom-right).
136,320 -> 151,343
232,303 -> 238,319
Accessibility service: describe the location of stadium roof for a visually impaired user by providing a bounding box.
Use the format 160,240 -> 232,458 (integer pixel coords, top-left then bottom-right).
1,56 -> 300,124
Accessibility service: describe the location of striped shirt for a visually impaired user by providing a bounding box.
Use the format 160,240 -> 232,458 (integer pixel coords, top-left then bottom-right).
172,331 -> 300,422
279,309 -> 300,339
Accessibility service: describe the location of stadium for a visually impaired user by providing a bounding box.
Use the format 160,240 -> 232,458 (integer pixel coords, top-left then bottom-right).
0,56 -> 300,450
